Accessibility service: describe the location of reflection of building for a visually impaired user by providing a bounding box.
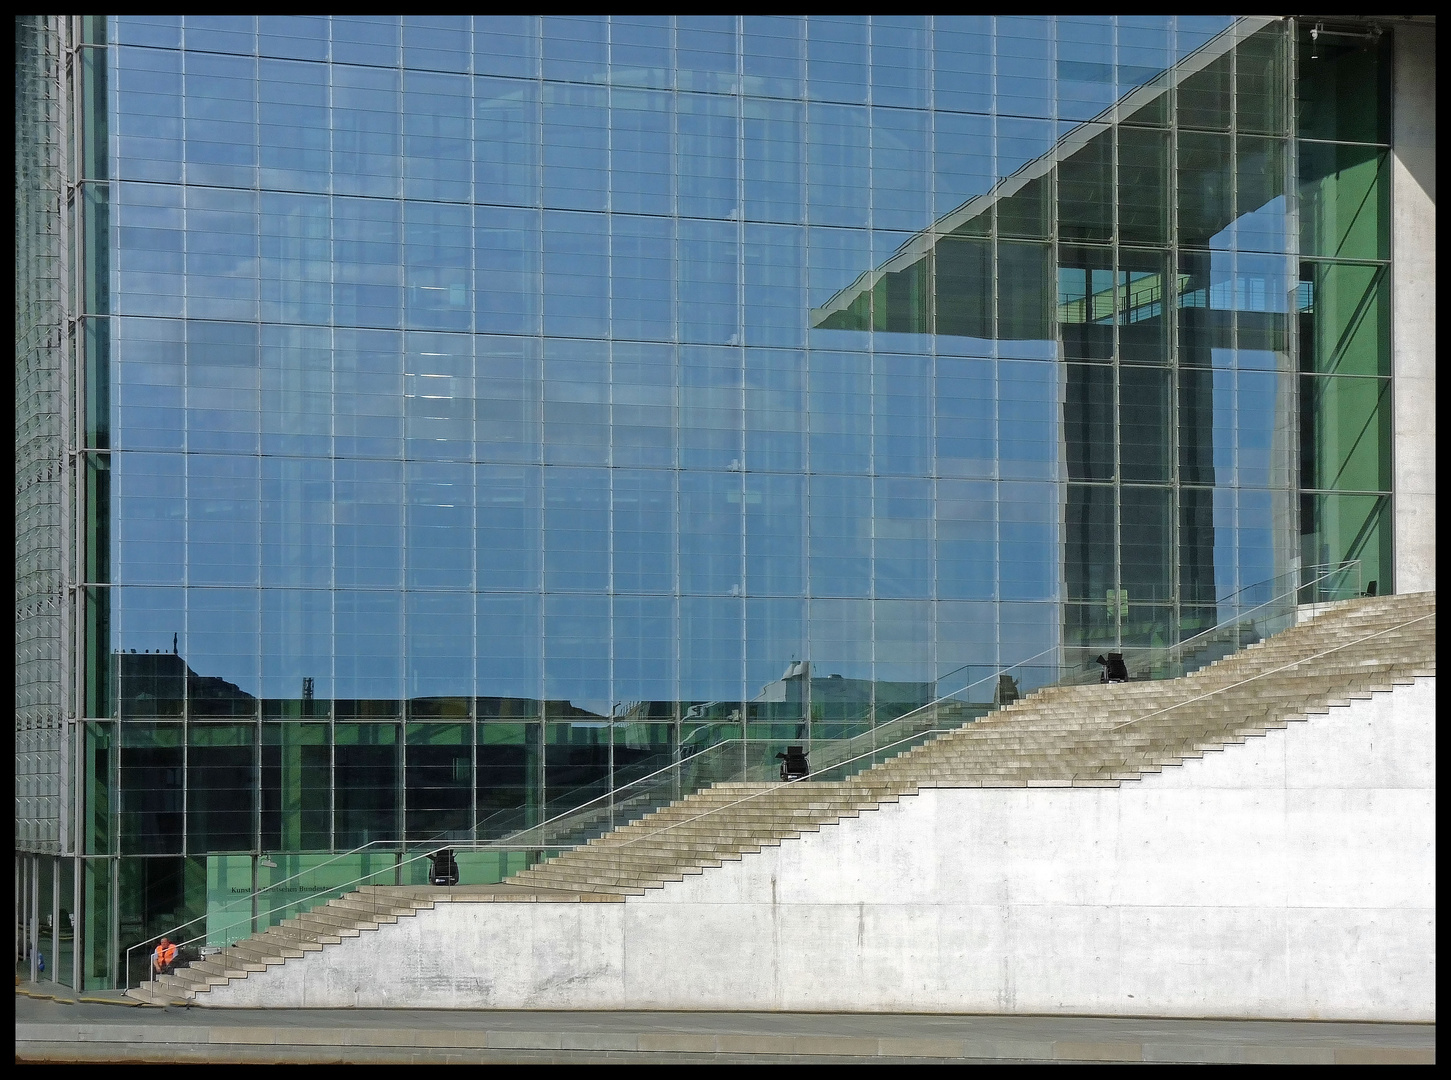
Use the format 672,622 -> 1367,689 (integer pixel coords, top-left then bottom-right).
811,19 -> 1305,654
753,660 -> 932,727
15,16 -> 1434,991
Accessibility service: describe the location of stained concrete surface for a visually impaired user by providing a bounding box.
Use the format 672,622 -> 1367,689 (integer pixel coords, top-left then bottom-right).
15,984 -> 1435,1064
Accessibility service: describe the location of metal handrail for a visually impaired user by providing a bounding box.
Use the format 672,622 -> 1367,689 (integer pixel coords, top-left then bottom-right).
516,725 -> 964,859
1069,561 -> 1362,681
496,643 -> 1067,851
1109,610 -> 1434,732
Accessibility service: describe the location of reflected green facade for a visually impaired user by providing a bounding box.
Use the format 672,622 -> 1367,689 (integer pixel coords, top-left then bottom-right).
15,16 -> 1405,990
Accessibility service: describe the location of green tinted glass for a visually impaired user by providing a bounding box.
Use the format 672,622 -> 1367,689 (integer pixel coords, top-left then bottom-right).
1299,375 -> 1391,492
1299,142 -> 1389,260
1300,492 -> 1392,593
1298,261 -> 1389,375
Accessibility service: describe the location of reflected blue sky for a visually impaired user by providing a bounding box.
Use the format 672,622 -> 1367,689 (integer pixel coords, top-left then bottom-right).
104,16 -> 1297,709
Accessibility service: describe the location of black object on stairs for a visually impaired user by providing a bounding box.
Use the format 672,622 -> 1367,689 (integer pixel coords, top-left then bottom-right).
777,746 -> 810,781
430,848 -> 460,886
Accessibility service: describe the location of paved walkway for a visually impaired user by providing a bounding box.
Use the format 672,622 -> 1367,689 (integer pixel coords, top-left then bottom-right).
15,982 -> 1435,1063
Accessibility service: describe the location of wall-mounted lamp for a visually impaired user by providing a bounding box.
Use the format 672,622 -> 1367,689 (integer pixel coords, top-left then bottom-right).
259,856 -> 277,868
1310,21 -> 1384,60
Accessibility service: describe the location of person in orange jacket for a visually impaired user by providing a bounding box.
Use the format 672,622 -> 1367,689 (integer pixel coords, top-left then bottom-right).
154,936 -> 178,976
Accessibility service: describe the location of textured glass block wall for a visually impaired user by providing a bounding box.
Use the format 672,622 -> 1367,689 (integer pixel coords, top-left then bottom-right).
95,16 -> 1306,866
17,15 -> 70,854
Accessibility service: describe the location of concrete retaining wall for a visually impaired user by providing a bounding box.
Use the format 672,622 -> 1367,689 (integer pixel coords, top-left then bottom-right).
206,678 -> 1436,1019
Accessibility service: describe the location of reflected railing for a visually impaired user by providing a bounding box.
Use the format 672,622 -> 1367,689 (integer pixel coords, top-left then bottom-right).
127,562 -> 1361,989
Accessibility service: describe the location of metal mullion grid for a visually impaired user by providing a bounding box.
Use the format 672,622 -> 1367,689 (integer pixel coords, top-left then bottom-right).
1162,16 -> 1182,635
533,15 -> 547,820
467,20 -> 480,846
1160,20 -> 1182,640
1049,20 -> 1071,656
800,15 -> 815,743
1227,20 -> 1243,611
864,14 -> 876,735
990,16 -> 1005,669
926,16 -> 940,702
735,14 -> 749,748
325,21 -> 338,851
604,15 -> 616,796
667,15 -> 685,744
1137,19 -> 1183,638
1285,17 -> 1303,593
61,15 -> 83,866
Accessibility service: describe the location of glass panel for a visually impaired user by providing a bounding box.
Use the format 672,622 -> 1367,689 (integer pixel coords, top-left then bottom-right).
1117,125 -> 1168,247
996,240 -> 1051,341
1063,364 -> 1113,482
1178,365 -> 1217,485
405,722 -> 472,844
1179,487 -> 1217,603
84,722 -> 114,856
477,721 -> 540,838
1065,483 -> 1114,602
1297,261 -> 1389,376
1177,50 -> 1232,131
1300,492 -> 1392,596
1296,23 -> 1391,145
934,238 -> 992,339
544,718 -> 609,819
1300,375 -> 1392,493
1177,132 -> 1233,247
1118,247 -> 1170,365
83,857 -> 113,990
186,723 -> 256,854
260,722 -> 329,852
1058,245 -> 1114,361
1298,142 -> 1389,261
1119,365 -> 1171,482
119,722 -> 183,854
1235,23 -> 1288,136
333,723 -> 399,848
119,854 -> 201,987
1057,125 -> 1112,242
996,175 -> 1049,241
1120,485 -> 1173,603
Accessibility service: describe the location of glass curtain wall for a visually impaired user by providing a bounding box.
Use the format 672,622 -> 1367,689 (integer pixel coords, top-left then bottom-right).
81,15 -> 1321,984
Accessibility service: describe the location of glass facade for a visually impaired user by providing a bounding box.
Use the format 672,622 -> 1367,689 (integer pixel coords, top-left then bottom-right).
17,15 -> 1404,988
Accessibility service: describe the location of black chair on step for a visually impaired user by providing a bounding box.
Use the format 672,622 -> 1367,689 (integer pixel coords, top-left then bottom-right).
1095,652 -> 1129,683
429,848 -> 459,886
776,745 -> 809,781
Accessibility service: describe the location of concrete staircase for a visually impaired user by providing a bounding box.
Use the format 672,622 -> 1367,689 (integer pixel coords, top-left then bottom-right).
508,590 -> 1434,895
125,884 -> 620,1005
126,590 -> 1434,1004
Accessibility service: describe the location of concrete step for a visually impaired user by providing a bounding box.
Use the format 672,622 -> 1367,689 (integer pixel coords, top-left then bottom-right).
223,941 -> 287,966
268,922 -> 336,947
190,957 -> 250,980
125,984 -> 182,1006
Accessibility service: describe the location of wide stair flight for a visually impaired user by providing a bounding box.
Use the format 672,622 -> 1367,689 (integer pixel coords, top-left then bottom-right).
128,590 -> 1434,1003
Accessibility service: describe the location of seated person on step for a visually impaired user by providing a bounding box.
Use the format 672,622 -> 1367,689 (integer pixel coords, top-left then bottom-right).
154,936 -> 178,976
